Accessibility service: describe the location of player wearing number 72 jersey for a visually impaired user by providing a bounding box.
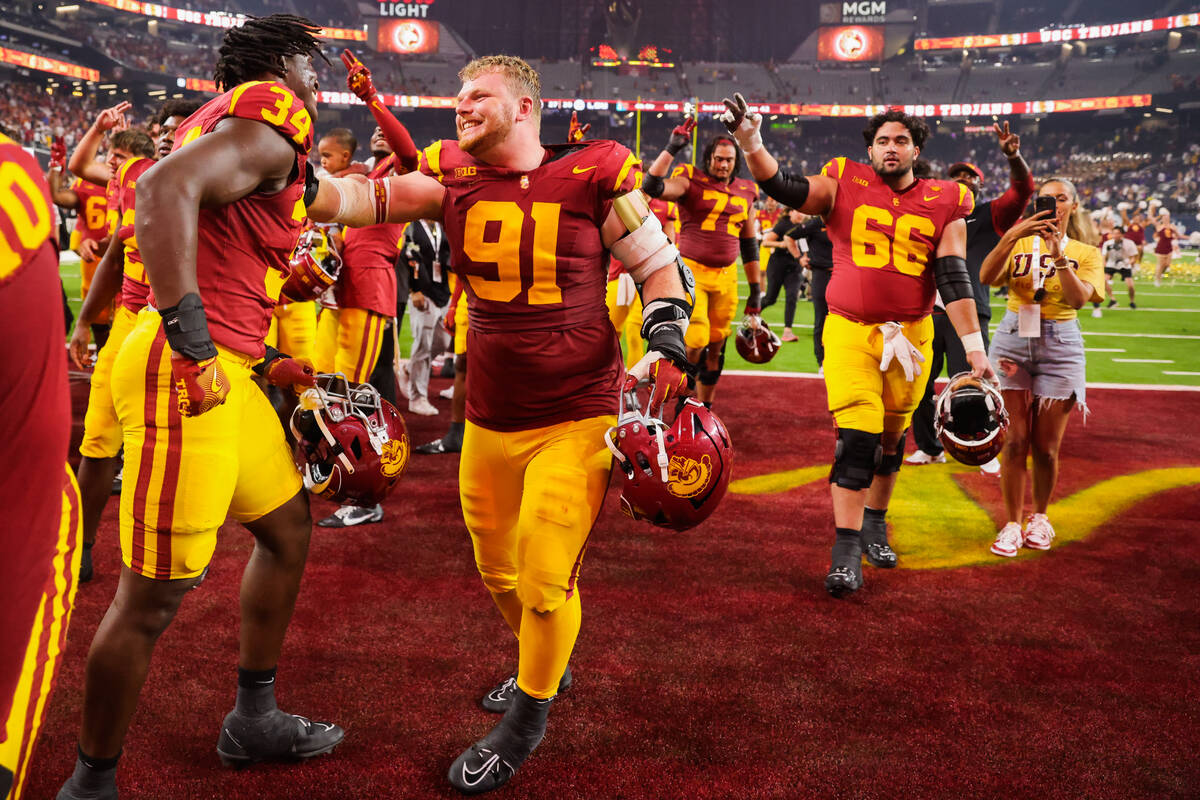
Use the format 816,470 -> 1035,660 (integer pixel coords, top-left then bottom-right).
721,99 -> 995,598
310,55 -> 695,795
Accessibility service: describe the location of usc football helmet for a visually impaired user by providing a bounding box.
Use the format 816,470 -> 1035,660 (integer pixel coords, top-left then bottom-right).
734,317 -> 781,364
605,383 -> 733,531
934,372 -> 1009,466
290,374 -> 409,506
281,227 -> 341,303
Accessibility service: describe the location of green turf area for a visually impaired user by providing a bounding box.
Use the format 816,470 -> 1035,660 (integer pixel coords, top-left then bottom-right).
61,251 -> 1200,387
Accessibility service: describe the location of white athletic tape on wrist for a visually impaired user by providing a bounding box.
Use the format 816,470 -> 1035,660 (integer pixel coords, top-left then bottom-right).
330,176 -> 391,227
610,211 -> 680,283
961,331 -> 985,354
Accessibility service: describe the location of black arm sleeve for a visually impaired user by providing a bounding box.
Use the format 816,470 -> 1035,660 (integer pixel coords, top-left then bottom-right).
642,172 -> 665,199
933,255 -> 974,303
758,168 -> 809,209
303,161 -> 319,206
740,237 -> 758,264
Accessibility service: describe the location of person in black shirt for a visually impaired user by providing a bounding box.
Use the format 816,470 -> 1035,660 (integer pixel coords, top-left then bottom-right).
760,207 -> 806,342
403,219 -> 452,416
787,215 -> 834,373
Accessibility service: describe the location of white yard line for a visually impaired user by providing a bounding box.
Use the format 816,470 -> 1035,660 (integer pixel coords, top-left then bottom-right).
723,370 -> 1200,391
1111,358 -> 1174,363
1085,348 -> 1126,352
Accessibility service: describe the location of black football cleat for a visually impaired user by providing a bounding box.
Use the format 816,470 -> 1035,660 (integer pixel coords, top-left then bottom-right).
480,667 -> 572,714
860,517 -> 898,569
79,544 -> 94,583
416,435 -> 461,455
450,687 -> 551,795
55,762 -> 118,800
825,531 -> 864,598
216,708 -> 344,768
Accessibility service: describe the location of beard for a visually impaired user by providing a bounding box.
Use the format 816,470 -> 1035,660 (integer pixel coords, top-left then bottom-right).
871,155 -> 912,177
459,111 -> 514,155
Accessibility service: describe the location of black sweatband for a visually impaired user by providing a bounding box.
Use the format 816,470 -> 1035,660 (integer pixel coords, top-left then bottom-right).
303,161 -> 319,206
647,324 -> 690,373
740,237 -> 758,264
159,292 -> 218,361
758,168 -> 809,208
933,255 -> 974,304
253,345 -> 285,377
640,297 -> 693,339
641,173 -> 665,198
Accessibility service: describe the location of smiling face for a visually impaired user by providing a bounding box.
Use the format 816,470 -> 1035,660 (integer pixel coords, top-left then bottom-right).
867,121 -> 919,179
370,126 -> 390,156
455,69 -> 522,156
282,53 -> 319,124
106,147 -> 133,175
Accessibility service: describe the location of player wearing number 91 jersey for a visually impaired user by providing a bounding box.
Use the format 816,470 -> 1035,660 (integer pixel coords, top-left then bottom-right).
724,102 -> 994,599
309,54 -> 695,795
0,134 -> 82,800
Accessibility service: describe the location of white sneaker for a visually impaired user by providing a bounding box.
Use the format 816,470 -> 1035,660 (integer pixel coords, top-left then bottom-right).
905,449 -> 946,465
439,385 -> 455,400
816,365 -> 824,377
990,522 -> 1024,557
317,503 -> 384,528
1023,513 -> 1056,550
1091,307 -> 1102,318
979,457 -> 1001,476
409,397 -> 438,416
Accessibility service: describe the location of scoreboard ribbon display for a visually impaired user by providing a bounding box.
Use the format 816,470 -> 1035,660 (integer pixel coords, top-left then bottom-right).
84,0 -> 367,40
916,13 -> 1198,51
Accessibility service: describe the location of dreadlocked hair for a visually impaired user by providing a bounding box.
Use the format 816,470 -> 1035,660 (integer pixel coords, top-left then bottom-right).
214,14 -> 328,92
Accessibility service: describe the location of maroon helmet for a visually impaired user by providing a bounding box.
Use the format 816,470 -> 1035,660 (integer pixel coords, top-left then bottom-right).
734,317 -> 781,364
281,228 -> 341,302
290,374 -> 409,506
934,373 -> 1009,466
605,383 -> 733,531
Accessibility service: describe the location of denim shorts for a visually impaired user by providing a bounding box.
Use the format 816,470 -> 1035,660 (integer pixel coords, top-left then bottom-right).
988,310 -> 1087,407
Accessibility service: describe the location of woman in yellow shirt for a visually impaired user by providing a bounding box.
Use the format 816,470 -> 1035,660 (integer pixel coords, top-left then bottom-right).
979,177 -> 1104,558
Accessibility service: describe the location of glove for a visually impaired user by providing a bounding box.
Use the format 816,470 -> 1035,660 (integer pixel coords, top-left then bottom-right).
664,114 -> 697,156
171,352 -> 230,417
878,321 -> 925,383
50,137 -> 67,170
625,355 -> 689,419
443,311 -> 455,334
264,355 -> 317,394
719,93 -> 763,154
744,281 -> 762,316
568,111 -> 590,143
342,49 -> 377,103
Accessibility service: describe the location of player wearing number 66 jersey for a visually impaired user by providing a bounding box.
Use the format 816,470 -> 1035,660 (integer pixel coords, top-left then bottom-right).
720,98 -> 995,598
310,54 -> 694,795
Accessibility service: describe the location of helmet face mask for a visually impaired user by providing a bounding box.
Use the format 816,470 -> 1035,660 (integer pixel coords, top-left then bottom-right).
605,383 -> 733,531
934,373 -> 1009,466
281,228 -> 342,302
734,317 -> 781,364
290,374 -> 409,506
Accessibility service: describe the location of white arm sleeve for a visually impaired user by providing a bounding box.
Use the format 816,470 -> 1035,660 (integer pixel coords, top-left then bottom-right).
325,175 -> 391,228
609,211 -> 681,284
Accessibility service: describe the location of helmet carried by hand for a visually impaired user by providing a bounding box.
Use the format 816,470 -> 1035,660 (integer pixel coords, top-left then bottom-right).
934,372 -> 1009,466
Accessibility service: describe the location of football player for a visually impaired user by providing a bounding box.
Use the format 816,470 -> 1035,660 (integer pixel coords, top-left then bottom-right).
642,117 -> 761,407
309,54 -> 693,794
56,17 -> 343,800
722,96 -> 994,598
313,52 -> 420,529
0,129 -> 82,800
67,100 -> 200,584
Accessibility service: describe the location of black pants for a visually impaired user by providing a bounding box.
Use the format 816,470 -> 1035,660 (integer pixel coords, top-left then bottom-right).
809,267 -> 831,367
761,259 -> 802,328
911,311 -> 992,455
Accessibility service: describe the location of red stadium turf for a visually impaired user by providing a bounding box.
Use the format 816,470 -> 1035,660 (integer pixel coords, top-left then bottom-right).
23,375 -> 1200,799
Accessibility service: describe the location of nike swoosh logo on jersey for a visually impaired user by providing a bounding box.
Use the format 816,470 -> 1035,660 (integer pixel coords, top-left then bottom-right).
924,195 -> 938,201
572,165 -> 597,174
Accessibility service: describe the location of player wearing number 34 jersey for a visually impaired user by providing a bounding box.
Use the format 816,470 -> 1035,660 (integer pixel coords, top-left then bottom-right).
311,54 -> 694,795
722,99 -> 995,599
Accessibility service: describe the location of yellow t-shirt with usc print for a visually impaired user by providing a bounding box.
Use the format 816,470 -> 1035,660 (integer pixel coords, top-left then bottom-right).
1001,234 -> 1104,321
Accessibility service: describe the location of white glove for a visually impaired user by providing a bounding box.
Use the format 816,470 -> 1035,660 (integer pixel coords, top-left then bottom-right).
878,322 -> 925,382
718,93 -> 763,155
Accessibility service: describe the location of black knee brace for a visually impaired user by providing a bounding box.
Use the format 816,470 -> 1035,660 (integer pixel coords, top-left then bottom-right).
830,428 -> 882,490
697,339 -> 727,386
876,430 -> 907,475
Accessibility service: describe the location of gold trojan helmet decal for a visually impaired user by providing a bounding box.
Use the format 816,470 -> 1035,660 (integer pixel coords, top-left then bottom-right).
667,454 -> 713,498
380,436 -> 409,478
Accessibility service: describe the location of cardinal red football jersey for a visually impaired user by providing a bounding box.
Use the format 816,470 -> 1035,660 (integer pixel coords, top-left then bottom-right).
114,156 -> 155,313
151,80 -> 313,357
70,176 -> 108,245
671,163 -> 759,267
0,135 -> 72,710
821,157 -> 974,324
419,137 -> 640,431
337,152 -> 405,317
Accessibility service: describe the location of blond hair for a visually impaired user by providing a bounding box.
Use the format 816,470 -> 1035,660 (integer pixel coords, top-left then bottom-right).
459,55 -> 542,121
1042,176 -> 1099,246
